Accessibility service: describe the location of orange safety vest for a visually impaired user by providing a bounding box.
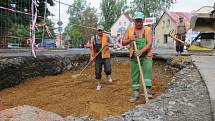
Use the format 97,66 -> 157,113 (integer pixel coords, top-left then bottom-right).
91,33 -> 110,59
127,25 -> 152,58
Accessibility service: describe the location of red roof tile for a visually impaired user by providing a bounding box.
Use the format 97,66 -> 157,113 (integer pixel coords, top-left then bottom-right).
167,11 -> 196,23
166,11 -> 196,30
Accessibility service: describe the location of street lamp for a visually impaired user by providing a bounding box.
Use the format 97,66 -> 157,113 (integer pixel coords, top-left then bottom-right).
58,0 -> 63,48
41,0 -> 47,47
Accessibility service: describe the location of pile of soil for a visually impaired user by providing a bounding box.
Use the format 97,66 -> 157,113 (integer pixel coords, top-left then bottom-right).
0,61 -> 177,119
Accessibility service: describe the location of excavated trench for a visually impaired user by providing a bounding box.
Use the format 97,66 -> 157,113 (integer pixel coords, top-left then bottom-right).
0,55 -> 185,120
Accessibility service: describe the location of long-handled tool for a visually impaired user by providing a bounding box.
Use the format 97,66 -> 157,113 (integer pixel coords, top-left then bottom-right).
133,41 -> 149,102
72,45 -> 106,78
168,30 -> 212,51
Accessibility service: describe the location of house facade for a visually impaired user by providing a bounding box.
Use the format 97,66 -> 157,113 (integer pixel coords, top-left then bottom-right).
110,14 -> 157,50
56,33 -> 64,48
155,11 -> 194,48
111,14 -> 132,37
110,14 -> 132,50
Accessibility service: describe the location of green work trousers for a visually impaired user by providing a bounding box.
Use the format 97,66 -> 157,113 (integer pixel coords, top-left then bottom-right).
130,57 -> 152,91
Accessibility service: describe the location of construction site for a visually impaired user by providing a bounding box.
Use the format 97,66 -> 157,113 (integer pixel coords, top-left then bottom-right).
0,0 -> 215,121
0,57 -> 178,119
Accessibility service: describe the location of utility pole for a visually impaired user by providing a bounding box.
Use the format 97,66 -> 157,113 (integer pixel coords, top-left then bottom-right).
57,0 -> 63,48
41,0 -> 47,47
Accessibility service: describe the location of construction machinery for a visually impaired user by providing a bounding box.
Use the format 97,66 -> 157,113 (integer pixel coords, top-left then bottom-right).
169,4 -> 215,51
168,31 -> 212,51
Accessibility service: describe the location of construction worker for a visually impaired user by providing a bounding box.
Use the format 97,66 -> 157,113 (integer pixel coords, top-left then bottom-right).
176,16 -> 186,55
89,25 -> 113,91
122,11 -> 153,103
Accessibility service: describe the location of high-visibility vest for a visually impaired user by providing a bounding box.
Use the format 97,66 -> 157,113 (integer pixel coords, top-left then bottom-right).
92,33 -> 110,59
127,25 -> 152,58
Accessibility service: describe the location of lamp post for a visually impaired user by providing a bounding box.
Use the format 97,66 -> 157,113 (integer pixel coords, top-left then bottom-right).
57,0 -> 63,48
41,0 -> 47,47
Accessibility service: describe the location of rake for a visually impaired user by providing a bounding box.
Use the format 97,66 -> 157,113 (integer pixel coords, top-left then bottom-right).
72,45 -> 106,78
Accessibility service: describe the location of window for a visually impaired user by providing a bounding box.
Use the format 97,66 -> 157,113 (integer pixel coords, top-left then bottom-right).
167,19 -> 170,27
164,34 -> 168,44
124,21 -> 126,26
162,21 -> 165,28
119,22 -> 121,26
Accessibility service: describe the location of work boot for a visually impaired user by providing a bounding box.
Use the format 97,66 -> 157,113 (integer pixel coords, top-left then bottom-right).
146,88 -> 153,99
96,84 -> 102,91
176,52 -> 179,56
96,80 -> 102,91
106,75 -> 112,83
129,91 -> 140,103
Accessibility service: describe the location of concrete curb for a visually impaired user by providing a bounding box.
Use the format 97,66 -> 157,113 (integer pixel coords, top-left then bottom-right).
191,55 -> 215,121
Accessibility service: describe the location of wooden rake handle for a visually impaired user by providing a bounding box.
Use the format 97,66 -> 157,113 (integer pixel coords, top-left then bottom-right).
79,45 -> 106,75
133,41 -> 149,102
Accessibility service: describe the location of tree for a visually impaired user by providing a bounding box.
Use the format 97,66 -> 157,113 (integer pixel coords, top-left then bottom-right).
7,19 -> 55,47
64,0 -> 98,48
130,0 -> 176,17
0,0 -> 54,48
100,0 -> 128,31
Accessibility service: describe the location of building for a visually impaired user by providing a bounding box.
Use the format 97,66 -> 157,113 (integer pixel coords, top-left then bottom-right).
110,13 -> 157,50
190,6 -> 215,49
155,11 -> 195,48
110,14 -> 133,50
56,33 -> 64,48
195,6 -> 214,14
111,14 -> 133,37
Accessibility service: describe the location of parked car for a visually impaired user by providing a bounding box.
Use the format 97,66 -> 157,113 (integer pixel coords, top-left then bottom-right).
39,39 -> 56,48
8,43 -> 21,48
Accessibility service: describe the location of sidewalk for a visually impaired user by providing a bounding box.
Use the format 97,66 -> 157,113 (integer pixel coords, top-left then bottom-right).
0,48 -> 90,57
191,55 -> 215,120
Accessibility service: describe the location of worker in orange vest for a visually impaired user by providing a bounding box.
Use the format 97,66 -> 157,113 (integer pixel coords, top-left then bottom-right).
122,11 -> 153,102
89,25 -> 113,91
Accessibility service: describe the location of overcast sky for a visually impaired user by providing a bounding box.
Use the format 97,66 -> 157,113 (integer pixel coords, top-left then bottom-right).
48,0 -> 100,30
48,0 -> 215,31
170,0 -> 214,12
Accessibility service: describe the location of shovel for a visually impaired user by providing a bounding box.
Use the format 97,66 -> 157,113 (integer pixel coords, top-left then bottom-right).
133,41 -> 149,102
72,45 -> 106,78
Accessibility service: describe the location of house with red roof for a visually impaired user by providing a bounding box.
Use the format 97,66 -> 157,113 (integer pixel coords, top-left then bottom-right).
155,11 -> 195,48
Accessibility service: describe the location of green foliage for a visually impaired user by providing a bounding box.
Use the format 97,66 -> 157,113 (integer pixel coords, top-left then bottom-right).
131,0 -> 175,17
0,0 -> 54,46
0,0 -> 54,30
7,19 -> 55,45
64,0 -> 98,48
100,0 -> 128,31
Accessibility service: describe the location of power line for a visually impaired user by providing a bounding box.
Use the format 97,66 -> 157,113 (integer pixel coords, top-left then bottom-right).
0,6 -> 43,19
0,6 -> 61,22
53,0 -> 74,7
